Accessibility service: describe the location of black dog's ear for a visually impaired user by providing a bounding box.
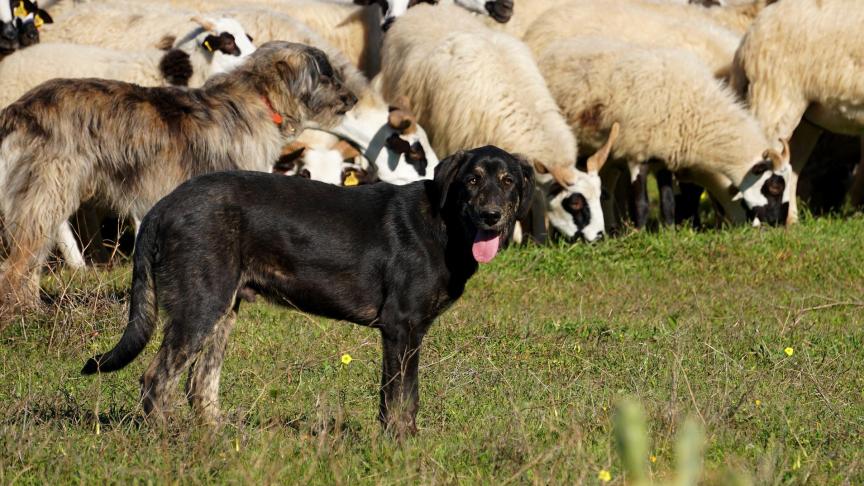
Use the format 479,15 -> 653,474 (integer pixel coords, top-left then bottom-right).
513,154 -> 535,219
434,151 -> 468,210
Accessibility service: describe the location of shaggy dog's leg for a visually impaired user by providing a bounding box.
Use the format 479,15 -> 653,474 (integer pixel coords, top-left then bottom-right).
379,322 -> 428,437
0,181 -> 78,311
185,308 -> 238,424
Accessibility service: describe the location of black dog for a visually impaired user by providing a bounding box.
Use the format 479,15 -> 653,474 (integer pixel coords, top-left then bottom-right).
82,146 -> 534,434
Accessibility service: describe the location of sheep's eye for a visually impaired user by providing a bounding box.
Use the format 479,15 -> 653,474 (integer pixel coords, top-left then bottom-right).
467,176 -> 479,186
501,175 -> 514,186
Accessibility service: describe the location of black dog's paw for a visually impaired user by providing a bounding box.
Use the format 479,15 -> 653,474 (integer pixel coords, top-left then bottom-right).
159,49 -> 193,87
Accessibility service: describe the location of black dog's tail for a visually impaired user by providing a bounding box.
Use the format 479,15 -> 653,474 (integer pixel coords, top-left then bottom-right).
81,220 -> 159,375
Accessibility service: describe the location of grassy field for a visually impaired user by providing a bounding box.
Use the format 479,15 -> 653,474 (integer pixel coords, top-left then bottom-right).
1,217 -> 863,484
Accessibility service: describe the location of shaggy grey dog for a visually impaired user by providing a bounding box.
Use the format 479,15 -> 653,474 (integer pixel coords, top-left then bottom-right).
0,41 -> 356,314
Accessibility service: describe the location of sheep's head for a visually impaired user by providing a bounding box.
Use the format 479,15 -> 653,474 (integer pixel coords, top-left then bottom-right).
333,93 -> 438,185
11,0 -> 52,48
191,16 -> 256,74
734,139 -> 791,227
356,0 -> 513,30
455,0 -> 514,23
544,123 -> 619,243
379,98 -> 438,182
0,21 -> 18,54
273,138 -> 376,187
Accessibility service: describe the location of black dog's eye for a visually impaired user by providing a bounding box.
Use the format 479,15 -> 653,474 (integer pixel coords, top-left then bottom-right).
467,175 -> 479,186
501,175 -> 514,186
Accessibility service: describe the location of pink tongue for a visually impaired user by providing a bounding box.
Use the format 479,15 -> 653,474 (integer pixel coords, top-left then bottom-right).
472,231 -> 500,263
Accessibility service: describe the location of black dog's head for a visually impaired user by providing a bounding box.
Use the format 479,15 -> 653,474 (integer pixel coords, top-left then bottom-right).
434,146 -> 534,263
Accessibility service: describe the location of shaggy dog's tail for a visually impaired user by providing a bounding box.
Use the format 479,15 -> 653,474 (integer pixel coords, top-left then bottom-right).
81,219 -> 159,375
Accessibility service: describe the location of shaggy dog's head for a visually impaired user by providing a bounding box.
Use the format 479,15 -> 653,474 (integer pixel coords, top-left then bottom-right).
243,41 -> 358,133
734,139 -> 791,226
434,145 -> 534,263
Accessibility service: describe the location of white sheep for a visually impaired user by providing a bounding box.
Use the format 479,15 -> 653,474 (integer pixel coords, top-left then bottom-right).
537,37 -> 793,227
523,0 -> 740,80
139,0 -> 384,76
0,17 -> 255,107
636,0 -> 771,35
379,4 -> 608,241
730,0 -> 864,224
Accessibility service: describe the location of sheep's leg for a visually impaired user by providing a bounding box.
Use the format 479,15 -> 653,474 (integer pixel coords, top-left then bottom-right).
848,137 -> 864,209
54,221 -> 85,269
628,163 -> 650,229
675,182 -> 703,228
787,120 -> 823,224
655,169 -> 675,227
599,166 -> 623,235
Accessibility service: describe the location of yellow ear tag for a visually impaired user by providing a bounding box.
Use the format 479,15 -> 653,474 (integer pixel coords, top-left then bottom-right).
13,1 -> 27,17
203,40 -> 213,52
34,14 -> 43,29
344,172 -> 359,187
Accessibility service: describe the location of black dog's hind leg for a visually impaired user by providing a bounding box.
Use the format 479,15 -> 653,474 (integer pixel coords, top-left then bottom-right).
186,305 -> 239,424
140,304 -> 231,422
379,321 -> 428,437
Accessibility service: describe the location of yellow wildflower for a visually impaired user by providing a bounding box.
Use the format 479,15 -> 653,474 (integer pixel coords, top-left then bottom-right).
341,353 -> 353,365
598,469 -> 612,482
755,399 -> 761,407
784,347 -> 794,357
650,455 -> 657,463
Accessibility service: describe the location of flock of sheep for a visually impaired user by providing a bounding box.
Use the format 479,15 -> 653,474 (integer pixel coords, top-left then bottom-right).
0,0 -> 861,298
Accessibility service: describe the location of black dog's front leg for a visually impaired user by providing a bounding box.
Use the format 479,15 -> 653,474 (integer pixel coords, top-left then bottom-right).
379,323 -> 427,437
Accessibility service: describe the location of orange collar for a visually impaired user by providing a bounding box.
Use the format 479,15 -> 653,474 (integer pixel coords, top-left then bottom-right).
261,96 -> 283,125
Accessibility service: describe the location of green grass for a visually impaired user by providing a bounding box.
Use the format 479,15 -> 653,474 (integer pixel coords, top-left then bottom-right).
2,217 -> 864,484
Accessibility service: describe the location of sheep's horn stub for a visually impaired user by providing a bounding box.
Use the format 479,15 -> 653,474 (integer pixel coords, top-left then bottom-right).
762,138 -> 790,171
190,16 -> 217,32
387,109 -> 417,134
586,122 -> 620,174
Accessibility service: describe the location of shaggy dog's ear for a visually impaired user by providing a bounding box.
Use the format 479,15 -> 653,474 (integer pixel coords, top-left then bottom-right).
434,151 -> 469,210
513,154 -> 535,219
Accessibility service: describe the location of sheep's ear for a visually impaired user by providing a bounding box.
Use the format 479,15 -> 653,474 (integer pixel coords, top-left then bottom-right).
201,34 -> 219,52
586,122 -> 620,174
35,8 -> 52,25
387,108 -> 417,134
15,0 -> 31,16
273,141 -> 307,174
762,138 -> 790,171
191,16 -> 217,32
387,97 -> 417,134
